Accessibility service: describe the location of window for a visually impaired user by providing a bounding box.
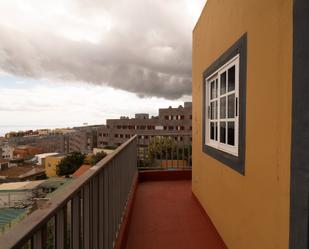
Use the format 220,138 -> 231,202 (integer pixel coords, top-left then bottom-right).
202,34 -> 246,175
205,55 -> 239,156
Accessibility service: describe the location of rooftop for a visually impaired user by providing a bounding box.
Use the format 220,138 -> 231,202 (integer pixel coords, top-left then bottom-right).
0,165 -> 44,178
72,165 -> 91,177
0,180 -> 45,191
0,208 -> 27,231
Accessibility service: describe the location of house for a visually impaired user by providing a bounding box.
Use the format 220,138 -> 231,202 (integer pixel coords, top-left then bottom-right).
13,146 -> 42,159
1,143 -> 14,160
33,152 -> 59,166
0,180 -> 45,208
0,160 -> 9,171
192,1 -> 308,249
44,154 -> 65,177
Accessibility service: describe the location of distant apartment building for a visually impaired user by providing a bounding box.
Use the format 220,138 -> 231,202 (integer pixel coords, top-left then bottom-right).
13,146 -> 43,160
97,102 -> 192,147
8,134 -> 65,154
63,125 -> 100,154
1,143 -> 14,160
4,103 -> 192,155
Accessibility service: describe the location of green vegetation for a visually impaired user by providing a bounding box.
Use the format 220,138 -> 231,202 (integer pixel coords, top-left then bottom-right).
91,151 -> 107,165
56,152 -> 85,176
138,137 -> 192,167
103,145 -> 118,150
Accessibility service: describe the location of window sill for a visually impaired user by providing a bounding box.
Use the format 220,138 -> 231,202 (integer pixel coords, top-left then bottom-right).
203,144 -> 245,175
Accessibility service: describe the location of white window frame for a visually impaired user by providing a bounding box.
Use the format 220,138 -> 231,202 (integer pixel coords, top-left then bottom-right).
205,55 -> 239,156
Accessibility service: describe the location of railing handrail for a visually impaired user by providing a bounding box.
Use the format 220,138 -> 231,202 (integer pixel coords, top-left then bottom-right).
0,135 -> 138,249
135,132 -> 191,136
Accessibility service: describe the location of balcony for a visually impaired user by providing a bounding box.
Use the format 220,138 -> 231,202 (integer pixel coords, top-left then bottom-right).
0,136 -> 227,249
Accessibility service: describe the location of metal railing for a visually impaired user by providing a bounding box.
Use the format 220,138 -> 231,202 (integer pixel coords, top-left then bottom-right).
0,136 -> 138,249
137,133 -> 192,169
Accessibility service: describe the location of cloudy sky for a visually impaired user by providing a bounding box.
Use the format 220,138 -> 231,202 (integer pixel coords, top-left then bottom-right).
0,0 -> 205,135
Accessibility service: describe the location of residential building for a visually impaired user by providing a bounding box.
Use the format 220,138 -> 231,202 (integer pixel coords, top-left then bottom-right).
0,164 -> 45,183
44,154 -> 65,178
97,102 -> 192,147
0,160 -> 9,171
13,146 -> 43,160
191,0 -> 309,249
63,128 -> 98,154
32,153 -> 59,166
1,143 -> 14,160
0,180 -> 45,208
8,134 -> 65,154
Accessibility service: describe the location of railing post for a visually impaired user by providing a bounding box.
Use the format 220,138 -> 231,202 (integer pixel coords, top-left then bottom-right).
92,176 -> 99,249
32,225 -> 47,249
83,184 -> 91,249
104,165 -> 110,249
71,194 -> 81,249
99,172 -> 105,248
55,206 -> 67,249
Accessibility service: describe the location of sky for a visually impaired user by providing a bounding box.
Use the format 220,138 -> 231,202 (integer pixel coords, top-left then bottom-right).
0,0 -> 206,136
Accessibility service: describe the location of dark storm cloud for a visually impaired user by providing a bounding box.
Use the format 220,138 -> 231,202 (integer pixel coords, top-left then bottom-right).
0,0 -> 204,99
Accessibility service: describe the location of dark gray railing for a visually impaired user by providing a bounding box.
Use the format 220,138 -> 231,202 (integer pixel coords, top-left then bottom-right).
0,136 -> 138,249
137,133 -> 192,169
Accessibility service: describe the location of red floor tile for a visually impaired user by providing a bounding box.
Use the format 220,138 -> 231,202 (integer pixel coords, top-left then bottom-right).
125,180 -> 228,249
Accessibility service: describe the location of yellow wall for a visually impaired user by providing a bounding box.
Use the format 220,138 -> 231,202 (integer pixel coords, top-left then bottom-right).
192,1 -> 292,249
45,156 -> 64,177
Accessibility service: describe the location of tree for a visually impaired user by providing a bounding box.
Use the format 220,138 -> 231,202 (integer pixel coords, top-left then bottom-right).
91,151 -> 107,166
57,152 -> 85,176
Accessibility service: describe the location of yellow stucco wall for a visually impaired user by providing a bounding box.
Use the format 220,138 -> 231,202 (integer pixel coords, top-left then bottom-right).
45,156 -> 64,177
192,1 -> 292,249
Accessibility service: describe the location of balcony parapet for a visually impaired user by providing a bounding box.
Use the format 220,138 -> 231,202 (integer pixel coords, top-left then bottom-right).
0,136 -> 138,249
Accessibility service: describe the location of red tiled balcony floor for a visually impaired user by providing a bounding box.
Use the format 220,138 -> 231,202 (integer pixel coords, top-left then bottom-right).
125,180 -> 227,249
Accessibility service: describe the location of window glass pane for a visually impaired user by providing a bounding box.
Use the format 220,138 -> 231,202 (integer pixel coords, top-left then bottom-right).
214,101 -> 217,119
228,94 -> 235,118
220,122 -> 226,143
220,97 -> 226,119
210,122 -> 215,140
228,66 -> 235,92
228,122 -> 235,145
215,79 -> 218,97
210,80 -> 217,99
220,72 -> 226,95
210,101 -> 218,120
215,122 -> 218,141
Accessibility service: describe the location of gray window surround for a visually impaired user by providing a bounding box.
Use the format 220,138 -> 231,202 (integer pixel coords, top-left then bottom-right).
290,0 -> 309,248
202,33 -> 247,175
